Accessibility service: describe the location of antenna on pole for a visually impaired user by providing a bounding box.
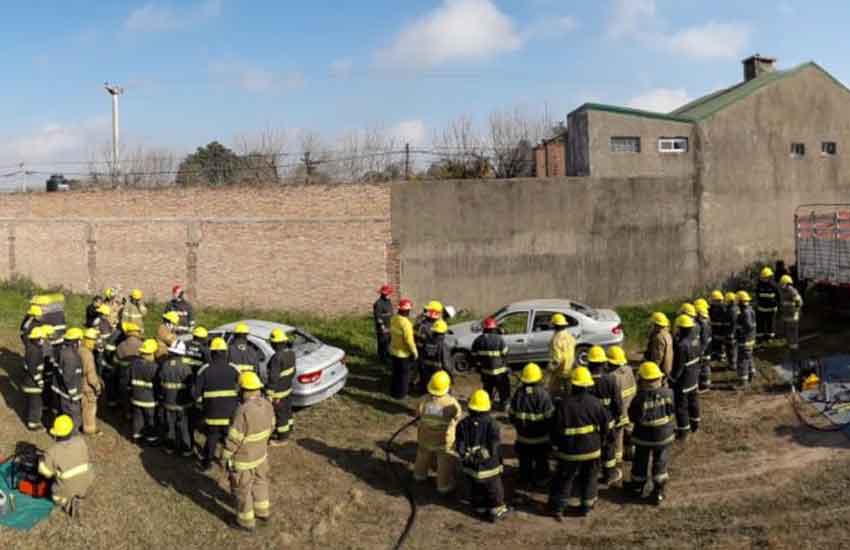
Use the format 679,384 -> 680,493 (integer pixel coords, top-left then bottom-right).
104,82 -> 124,183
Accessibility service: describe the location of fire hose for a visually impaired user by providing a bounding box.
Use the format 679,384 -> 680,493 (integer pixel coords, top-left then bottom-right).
384,417 -> 419,550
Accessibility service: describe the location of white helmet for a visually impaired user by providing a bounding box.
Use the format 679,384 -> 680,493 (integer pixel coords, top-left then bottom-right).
168,340 -> 187,356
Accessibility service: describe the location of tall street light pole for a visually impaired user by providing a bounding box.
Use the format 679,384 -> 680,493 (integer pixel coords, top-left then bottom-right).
104,82 -> 124,179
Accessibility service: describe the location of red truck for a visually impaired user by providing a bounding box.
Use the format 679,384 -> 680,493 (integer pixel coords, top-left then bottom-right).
795,204 -> 850,302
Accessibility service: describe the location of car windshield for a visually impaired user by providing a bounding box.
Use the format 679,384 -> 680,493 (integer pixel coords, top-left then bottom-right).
570,301 -> 598,319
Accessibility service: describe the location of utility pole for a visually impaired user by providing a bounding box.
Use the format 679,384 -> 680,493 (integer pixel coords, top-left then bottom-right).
404,143 -> 410,180
302,151 -> 312,184
104,82 -> 124,181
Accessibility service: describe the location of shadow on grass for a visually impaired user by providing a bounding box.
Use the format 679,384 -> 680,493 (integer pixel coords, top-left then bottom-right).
0,347 -> 29,427
774,423 -> 850,449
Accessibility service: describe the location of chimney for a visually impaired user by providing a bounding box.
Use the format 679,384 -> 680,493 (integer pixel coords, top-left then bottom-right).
742,54 -> 776,81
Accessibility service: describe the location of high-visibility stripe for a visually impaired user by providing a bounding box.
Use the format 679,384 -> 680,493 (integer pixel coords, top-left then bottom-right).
421,416 -> 451,429
276,422 -> 293,433
481,367 -> 508,376
233,454 -> 267,471
244,429 -> 272,443
681,384 -> 699,394
463,465 -> 503,480
603,459 -> 617,469
640,415 -> 673,427
254,500 -> 270,511
685,358 -> 700,367
600,397 -> 611,406
161,382 -> 186,390
268,389 -> 293,399
280,368 -> 295,377
553,449 -> 601,461
632,434 -> 676,447
204,390 -> 238,398
59,463 -> 90,480
621,386 -> 637,398
132,399 -> 156,408
131,379 -> 154,388
475,350 -> 504,357
228,427 -> 245,443
510,411 -> 548,422
564,424 -> 596,436
230,363 -> 256,373
205,418 -> 230,426
237,510 -> 255,521
515,434 -> 549,445
644,397 -> 673,410
22,386 -> 43,394
38,461 -> 54,478
163,403 -> 189,411
756,306 -> 777,312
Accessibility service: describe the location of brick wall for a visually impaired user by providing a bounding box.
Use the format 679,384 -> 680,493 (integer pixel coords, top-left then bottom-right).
0,184 -> 393,315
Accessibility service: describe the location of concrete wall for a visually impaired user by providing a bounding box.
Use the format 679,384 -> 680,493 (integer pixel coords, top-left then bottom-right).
392,177 -> 699,312
0,184 -> 393,315
698,65 -> 850,282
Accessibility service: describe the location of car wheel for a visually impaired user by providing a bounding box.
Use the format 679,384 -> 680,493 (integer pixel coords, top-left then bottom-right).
575,345 -> 591,366
452,351 -> 472,373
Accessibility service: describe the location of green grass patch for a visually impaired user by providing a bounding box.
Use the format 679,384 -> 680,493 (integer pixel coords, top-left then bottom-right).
616,299 -> 684,350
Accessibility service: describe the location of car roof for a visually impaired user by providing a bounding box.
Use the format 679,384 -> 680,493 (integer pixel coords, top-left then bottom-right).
505,299 -> 576,311
213,320 -> 295,340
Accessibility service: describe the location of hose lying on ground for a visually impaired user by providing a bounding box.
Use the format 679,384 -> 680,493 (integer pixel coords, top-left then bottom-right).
384,417 -> 419,550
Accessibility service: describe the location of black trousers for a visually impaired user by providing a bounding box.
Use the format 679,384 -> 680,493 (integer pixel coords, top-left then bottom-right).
60,397 -> 82,432
709,331 -> 725,360
132,406 -> 157,441
165,408 -> 191,451
26,392 -> 43,430
630,444 -> 670,490
548,458 -> 599,511
482,373 -> 511,406
272,397 -> 293,441
699,355 -> 712,391
376,330 -> 390,363
468,475 -> 505,514
516,442 -> 550,483
724,337 -> 738,372
390,356 -> 413,399
204,425 -> 228,461
756,310 -> 776,340
674,386 -> 700,433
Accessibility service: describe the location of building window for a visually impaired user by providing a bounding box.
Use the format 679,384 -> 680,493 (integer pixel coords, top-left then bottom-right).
822,141 -> 837,156
658,137 -> 689,154
791,143 -> 806,157
610,137 -> 641,153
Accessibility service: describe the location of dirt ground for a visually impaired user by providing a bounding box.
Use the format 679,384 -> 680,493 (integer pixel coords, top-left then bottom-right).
1,315 -> 849,550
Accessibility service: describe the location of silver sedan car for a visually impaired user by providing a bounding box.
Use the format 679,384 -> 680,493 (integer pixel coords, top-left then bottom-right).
446,299 -> 624,371
213,320 -> 348,407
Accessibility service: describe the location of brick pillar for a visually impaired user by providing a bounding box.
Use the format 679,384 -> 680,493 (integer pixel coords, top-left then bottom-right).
7,223 -> 15,277
186,222 -> 201,302
86,223 -> 97,293
386,239 -> 401,298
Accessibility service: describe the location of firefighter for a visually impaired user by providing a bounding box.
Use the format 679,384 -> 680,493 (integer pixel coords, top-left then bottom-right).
587,346 -> 622,485
547,313 -> 576,396
389,298 -> 418,399
755,266 -> 780,343
606,345 -> 636,470
414,371 -> 462,495
678,303 -> 701,346
164,284 -> 194,335
724,292 -> 740,373
85,294 -> 104,328
548,367 -> 610,518
54,328 -> 84,431
113,322 -> 143,412
229,323 -> 260,376
185,326 -> 211,373
456,389 -> 509,522
472,317 -> 511,411
156,311 -> 180,362
194,337 -> 240,469
708,290 -> 727,361
159,341 -> 194,456
20,304 -> 43,348
419,319 -> 454,390
645,312 -> 673,379
38,415 -> 94,517
414,301 -> 443,393
779,275 -> 804,354
508,363 -> 554,488
23,326 -> 47,431
266,328 -> 296,446
130,339 -> 160,445
623,362 -> 676,505
223,371 -> 276,532
373,284 -> 394,364
736,291 -> 757,388
121,289 -> 148,333
80,329 -> 104,436
694,300 -> 713,393
671,315 -> 701,441
92,304 -> 116,378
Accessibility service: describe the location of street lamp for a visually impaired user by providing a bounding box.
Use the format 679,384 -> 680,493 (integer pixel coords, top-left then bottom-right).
104,82 -> 124,177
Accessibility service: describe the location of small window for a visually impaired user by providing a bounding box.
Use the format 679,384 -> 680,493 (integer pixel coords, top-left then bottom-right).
610,136 -> 641,153
822,142 -> 837,156
498,312 -> 529,335
658,137 -> 688,153
791,143 -> 806,157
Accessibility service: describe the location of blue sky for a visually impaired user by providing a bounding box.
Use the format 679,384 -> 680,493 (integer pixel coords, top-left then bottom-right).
0,0 -> 846,173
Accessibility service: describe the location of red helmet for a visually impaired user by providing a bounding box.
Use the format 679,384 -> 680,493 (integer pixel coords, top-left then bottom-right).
172,285 -> 183,297
398,298 -> 413,311
483,317 -> 498,330
427,309 -> 441,320
379,284 -> 394,296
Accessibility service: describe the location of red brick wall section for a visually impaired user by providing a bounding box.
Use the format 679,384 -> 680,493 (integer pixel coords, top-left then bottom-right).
0,184 -> 393,315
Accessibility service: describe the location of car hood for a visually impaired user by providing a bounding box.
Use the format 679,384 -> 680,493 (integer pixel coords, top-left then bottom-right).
296,343 -> 344,373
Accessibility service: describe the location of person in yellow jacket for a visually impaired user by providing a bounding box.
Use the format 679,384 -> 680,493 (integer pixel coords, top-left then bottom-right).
121,289 -> 148,333
80,329 -> 104,436
414,371 -> 462,495
389,298 -> 418,399
156,311 -> 180,361
38,415 -> 94,517
547,313 -> 576,396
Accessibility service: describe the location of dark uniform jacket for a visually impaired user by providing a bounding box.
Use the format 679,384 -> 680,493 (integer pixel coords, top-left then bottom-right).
508,384 -> 554,445
267,347 -> 296,400
455,412 -> 503,480
19,315 -> 42,346
373,297 -> 393,334
129,357 -> 159,409
737,305 -> 756,345
420,333 -> 454,374
164,298 -> 194,334
54,344 -> 82,404
697,316 -> 712,358
709,302 -> 727,337
193,354 -> 240,426
471,332 -> 509,376
550,391 -> 610,462
228,338 -> 260,375
23,339 -> 45,395
725,303 -> 740,340
590,370 -> 622,431
183,340 -> 210,373
756,279 -> 781,313
158,356 -> 194,411
671,330 -> 700,393
85,301 -> 100,328
629,384 -> 676,447
413,316 -> 435,350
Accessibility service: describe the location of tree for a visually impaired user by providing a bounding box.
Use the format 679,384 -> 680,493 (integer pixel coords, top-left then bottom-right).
176,141 -> 244,186
487,107 -> 549,178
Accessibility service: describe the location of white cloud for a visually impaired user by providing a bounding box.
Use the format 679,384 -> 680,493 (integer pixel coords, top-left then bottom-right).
0,117 -> 110,164
668,22 -> 749,59
389,120 -> 427,146
376,0 -> 522,70
210,61 -> 304,93
607,0 -> 656,38
522,16 -> 578,41
125,0 -> 222,33
330,58 -> 354,78
627,88 -> 690,113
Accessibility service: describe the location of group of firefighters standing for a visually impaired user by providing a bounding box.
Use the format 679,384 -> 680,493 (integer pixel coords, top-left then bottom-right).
373,266 -> 804,520
17,286 -> 298,531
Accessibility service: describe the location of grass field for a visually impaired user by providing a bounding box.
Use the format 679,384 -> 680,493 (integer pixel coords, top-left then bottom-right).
1,282 -> 848,550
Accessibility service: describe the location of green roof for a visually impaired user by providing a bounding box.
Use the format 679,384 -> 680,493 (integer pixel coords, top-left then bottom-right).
572,102 -> 693,123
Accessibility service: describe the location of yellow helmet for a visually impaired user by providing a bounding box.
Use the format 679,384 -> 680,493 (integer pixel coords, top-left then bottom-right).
27,305 -> 43,318
28,326 -> 45,340
520,363 -> 543,384
736,290 -> 751,303
432,320 -> 448,334
694,298 -> 709,311
234,323 -> 250,335
780,274 -> 793,286
97,304 -> 111,316
41,325 -> 55,337
122,322 -> 141,334
675,314 -> 695,329
104,287 -> 115,299
239,371 -> 264,391
427,371 -> 451,396
468,389 -> 492,412
725,292 -> 738,304
710,290 -> 724,302
130,289 -> 144,301
695,302 -> 710,318
269,328 -> 289,343
650,312 -> 670,328
679,303 -> 696,317
83,328 -> 99,341
139,339 -> 158,355
64,327 -> 84,341
30,295 -> 50,306
607,346 -> 627,366
588,345 -> 607,364
192,326 -> 209,339
760,267 -> 774,279
551,313 -> 568,327
571,366 -> 595,388
426,300 -> 444,313
162,311 -> 181,325
638,361 -> 663,381
50,414 -> 75,438
210,337 -> 228,352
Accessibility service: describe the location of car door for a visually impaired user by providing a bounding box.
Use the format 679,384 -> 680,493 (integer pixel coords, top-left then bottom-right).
495,310 -> 530,363
527,310 -> 583,363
